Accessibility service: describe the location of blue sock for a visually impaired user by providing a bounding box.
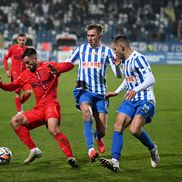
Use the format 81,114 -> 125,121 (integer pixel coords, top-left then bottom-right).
137,130 -> 155,150
95,129 -> 102,140
84,121 -> 94,150
111,131 -> 123,161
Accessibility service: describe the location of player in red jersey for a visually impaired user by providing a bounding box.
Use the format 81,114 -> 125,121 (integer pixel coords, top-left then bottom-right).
0,48 -> 78,167
3,33 -> 32,113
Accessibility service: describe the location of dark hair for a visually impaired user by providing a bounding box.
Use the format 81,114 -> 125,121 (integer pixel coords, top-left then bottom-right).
22,48 -> 37,58
113,34 -> 129,46
18,33 -> 26,37
86,24 -> 104,34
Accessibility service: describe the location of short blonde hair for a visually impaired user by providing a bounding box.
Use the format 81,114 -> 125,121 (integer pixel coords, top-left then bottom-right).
86,24 -> 104,34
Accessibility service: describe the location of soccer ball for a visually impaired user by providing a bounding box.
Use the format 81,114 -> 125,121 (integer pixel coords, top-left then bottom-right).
0,147 -> 12,165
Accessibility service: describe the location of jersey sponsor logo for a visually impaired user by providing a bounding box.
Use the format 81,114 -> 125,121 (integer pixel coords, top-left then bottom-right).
126,76 -> 137,83
81,51 -> 98,56
31,79 -> 49,89
82,62 -> 103,69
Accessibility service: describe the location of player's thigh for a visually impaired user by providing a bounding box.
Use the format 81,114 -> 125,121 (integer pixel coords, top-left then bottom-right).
114,113 -> 131,132
130,115 -> 146,134
23,109 -> 45,130
44,104 -> 61,122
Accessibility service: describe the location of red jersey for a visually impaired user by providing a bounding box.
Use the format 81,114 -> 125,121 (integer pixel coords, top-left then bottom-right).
3,44 -> 28,78
0,62 -> 74,107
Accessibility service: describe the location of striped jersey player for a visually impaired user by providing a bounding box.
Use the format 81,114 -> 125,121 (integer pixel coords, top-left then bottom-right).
66,24 -> 122,162
67,43 -> 121,95
100,34 -> 160,172
115,50 -> 155,103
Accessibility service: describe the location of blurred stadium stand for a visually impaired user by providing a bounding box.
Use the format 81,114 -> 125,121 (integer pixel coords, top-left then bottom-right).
0,0 -> 182,49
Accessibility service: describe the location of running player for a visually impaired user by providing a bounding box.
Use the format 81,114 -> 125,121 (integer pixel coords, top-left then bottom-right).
100,34 -> 160,172
66,24 -> 122,162
3,33 -> 31,113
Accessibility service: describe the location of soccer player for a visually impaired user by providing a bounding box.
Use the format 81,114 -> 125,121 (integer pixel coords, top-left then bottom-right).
0,48 -> 78,167
66,24 -> 122,162
100,35 -> 160,172
3,33 -> 32,113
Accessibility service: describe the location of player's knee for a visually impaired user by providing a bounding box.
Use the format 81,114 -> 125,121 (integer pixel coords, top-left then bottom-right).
82,109 -> 92,121
10,116 -> 21,129
129,127 -> 140,137
114,121 -> 123,132
49,127 -> 60,136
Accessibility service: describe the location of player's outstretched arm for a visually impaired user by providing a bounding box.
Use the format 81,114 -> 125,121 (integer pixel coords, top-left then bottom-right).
55,62 -> 74,73
105,78 -> 126,100
0,77 -> 19,92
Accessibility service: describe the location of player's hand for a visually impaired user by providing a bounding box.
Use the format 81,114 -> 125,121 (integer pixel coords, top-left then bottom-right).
6,70 -> 11,78
48,64 -> 60,76
125,90 -> 136,100
105,91 -> 118,100
113,55 -> 122,65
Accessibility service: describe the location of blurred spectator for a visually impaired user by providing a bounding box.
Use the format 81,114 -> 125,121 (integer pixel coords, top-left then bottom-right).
0,33 -> 4,48
0,0 -> 181,47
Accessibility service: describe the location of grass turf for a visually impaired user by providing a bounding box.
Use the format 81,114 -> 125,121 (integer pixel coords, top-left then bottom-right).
0,65 -> 181,182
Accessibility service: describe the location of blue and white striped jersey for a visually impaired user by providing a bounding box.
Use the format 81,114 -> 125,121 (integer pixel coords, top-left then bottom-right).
122,51 -> 155,102
66,44 -> 119,95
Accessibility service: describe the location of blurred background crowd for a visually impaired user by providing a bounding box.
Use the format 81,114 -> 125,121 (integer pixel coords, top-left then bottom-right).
0,0 -> 182,48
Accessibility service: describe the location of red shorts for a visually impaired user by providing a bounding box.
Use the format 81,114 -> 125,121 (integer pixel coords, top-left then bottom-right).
23,102 -> 61,130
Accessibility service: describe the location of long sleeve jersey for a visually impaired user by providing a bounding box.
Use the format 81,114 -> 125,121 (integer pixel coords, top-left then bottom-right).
0,62 -> 74,106
3,45 -> 28,75
115,51 -> 155,103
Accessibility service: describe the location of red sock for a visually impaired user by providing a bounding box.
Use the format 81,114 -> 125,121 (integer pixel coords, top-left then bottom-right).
15,126 -> 36,150
21,93 -> 31,104
15,96 -> 22,112
54,132 -> 73,158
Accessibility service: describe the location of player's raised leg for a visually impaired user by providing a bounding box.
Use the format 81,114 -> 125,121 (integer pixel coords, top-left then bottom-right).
10,113 -> 42,165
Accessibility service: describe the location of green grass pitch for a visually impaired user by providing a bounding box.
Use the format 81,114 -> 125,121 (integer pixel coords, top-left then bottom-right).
0,65 -> 181,182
